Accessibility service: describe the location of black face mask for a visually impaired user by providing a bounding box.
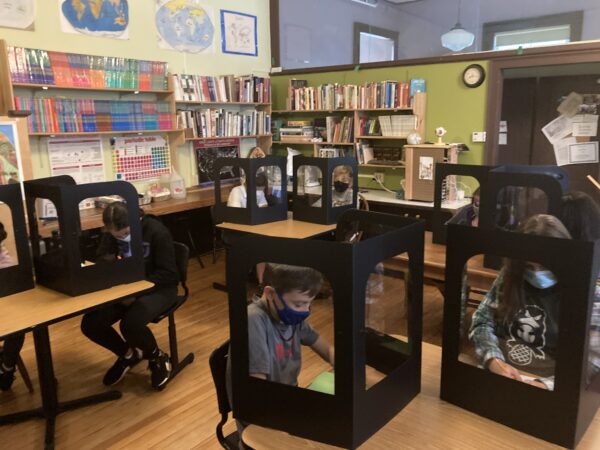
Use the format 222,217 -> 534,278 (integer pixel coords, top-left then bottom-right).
334,181 -> 349,193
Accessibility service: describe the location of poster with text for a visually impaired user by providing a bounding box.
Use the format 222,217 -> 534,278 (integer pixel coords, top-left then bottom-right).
156,0 -> 215,54
59,0 -> 129,39
48,137 -> 106,209
221,10 -> 258,56
0,0 -> 35,30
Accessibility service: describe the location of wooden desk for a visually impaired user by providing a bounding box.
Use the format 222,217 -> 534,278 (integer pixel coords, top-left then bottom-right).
242,343 -> 600,449
38,185 -> 232,238
0,281 -> 153,448
385,231 -> 497,292
217,215 -> 336,239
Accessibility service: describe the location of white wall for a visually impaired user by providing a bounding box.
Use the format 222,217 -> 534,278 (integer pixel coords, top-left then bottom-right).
279,0 -> 600,67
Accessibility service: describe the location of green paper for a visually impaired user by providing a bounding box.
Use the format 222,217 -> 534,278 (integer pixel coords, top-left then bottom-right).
307,371 -> 335,395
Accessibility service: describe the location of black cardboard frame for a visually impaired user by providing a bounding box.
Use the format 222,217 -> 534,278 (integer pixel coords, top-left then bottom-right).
213,156 -> 288,225
0,183 -> 34,297
228,210 -> 424,448
292,156 -> 358,225
24,176 -> 145,296
432,163 -> 495,244
441,224 -> 600,448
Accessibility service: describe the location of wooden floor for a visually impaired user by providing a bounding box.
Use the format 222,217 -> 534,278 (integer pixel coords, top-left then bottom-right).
0,255 -> 446,449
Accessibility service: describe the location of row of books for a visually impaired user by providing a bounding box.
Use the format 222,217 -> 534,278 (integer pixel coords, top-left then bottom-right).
355,143 -> 375,165
176,109 -> 271,138
173,74 -> 271,103
279,125 -> 315,142
14,97 -> 173,134
378,115 -> 417,137
326,116 -> 354,143
287,79 -> 425,111
8,46 -> 168,91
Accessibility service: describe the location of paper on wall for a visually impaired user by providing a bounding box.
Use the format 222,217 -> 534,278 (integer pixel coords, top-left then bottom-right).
552,137 -> 576,166
542,115 -> 573,144
557,92 -> 583,117
572,114 -> 598,137
568,141 -> 599,165
47,137 -> 105,209
499,133 -> 508,145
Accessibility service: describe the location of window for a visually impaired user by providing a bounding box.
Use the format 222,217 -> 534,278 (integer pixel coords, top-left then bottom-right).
359,32 -> 395,63
493,25 -> 571,51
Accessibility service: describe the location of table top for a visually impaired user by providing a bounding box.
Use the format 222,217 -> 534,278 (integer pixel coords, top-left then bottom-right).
360,190 -> 470,212
386,231 -> 497,291
38,185 -> 232,238
0,281 -> 153,338
242,342 -> 600,450
217,214 -> 336,239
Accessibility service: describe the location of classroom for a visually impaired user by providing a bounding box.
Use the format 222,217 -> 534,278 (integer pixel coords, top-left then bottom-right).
1,1 -> 600,448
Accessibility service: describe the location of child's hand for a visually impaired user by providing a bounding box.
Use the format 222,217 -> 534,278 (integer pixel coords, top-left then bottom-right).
487,358 -> 523,381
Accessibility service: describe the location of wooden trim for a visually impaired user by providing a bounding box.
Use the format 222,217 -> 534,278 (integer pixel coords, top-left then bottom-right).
272,40 -> 600,77
0,40 -> 15,116
270,0 -> 281,68
484,44 -> 600,165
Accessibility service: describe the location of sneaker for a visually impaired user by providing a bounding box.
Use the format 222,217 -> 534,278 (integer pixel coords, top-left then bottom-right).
148,351 -> 172,390
103,349 -> 142,386
0,364 -> 16,391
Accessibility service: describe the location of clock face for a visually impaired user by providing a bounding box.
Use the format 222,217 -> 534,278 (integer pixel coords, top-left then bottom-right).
463,64 -> 485,88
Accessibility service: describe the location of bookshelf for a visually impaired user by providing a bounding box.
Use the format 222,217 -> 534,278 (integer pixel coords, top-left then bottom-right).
0,40 -> 187,178
172,73 -> 272,155
271,78 -> 426,163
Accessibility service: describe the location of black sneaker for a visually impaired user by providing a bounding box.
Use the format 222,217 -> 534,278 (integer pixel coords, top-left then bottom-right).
0,364 -> 16,391
149,351 -> 172,390
103,349 -> 142,386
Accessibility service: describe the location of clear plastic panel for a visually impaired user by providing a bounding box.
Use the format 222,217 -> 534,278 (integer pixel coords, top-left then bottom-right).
297,165 -> 323,208
460,255 -> 560,391
331,165 -> 354,208
246,263 -> 335,394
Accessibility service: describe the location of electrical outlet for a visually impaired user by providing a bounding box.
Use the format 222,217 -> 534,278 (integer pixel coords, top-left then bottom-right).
472,131 -> 487,142
374,172 -> 385,184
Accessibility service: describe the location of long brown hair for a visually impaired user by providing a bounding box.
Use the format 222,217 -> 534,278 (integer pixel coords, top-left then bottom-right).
497,214 -> 571,322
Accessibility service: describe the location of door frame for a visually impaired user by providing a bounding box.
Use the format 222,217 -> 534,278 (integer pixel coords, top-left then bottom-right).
485,43 -> 600,164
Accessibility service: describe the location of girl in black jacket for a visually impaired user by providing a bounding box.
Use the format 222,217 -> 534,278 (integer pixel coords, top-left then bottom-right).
81,203 -> 179,390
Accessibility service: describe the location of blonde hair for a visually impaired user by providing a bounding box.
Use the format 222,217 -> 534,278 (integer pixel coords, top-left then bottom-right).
333,165 -> 353,185
248,147 -> 266,158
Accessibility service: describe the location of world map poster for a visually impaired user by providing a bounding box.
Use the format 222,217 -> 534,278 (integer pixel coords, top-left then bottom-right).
155,0 -> 215,54
59,0 -> 129,39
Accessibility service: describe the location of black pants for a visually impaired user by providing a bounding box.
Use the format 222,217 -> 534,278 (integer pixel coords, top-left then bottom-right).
1,333 -> 25,368
81,287 -> 177,358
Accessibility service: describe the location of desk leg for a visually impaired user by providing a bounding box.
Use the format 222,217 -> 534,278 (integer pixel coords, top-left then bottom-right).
0,325 -> 122,450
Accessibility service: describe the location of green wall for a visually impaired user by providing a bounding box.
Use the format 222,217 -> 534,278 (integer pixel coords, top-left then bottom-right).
271,61 -> 488,191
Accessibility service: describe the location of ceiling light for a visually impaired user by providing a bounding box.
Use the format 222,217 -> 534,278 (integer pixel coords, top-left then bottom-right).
441,0 -> 475,51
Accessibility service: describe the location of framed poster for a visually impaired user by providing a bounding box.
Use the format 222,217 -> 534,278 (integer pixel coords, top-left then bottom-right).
221,10 -> 258,57
0,121 -> 24,186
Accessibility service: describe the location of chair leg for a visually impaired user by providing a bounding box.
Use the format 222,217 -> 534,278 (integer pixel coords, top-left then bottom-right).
186,229 -> 205,269
16,355 -> 34,393
164,313 -> 194,386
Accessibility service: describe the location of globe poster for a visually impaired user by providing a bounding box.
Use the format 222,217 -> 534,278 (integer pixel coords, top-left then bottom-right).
59,0 -> 129,39
155,0 -> 215,54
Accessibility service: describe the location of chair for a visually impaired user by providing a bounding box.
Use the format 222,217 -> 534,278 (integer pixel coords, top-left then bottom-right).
151,242 -> 195,388
209,340 -> 244,450
172,214 -> 205,269
0,347 -> 34,393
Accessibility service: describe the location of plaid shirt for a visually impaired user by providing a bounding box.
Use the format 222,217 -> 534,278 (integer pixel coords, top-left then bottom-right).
469,270 -> 600,391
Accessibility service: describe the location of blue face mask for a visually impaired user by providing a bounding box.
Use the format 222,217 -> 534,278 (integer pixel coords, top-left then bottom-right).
274,290 -> 310,326
525,269 -> 557,289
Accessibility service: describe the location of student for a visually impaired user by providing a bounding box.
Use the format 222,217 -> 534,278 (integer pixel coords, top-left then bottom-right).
244,263 -> 334,382
313,165 -> 355,207
227,263 -> 334,442
227,172 -> 269,209
81,203 -> 179,390
469,214 -> 577,390
448,187 -> 480,227
0,221 -> 25,391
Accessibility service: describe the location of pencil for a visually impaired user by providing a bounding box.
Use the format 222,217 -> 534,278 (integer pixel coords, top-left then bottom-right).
587,175 -> 600,191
